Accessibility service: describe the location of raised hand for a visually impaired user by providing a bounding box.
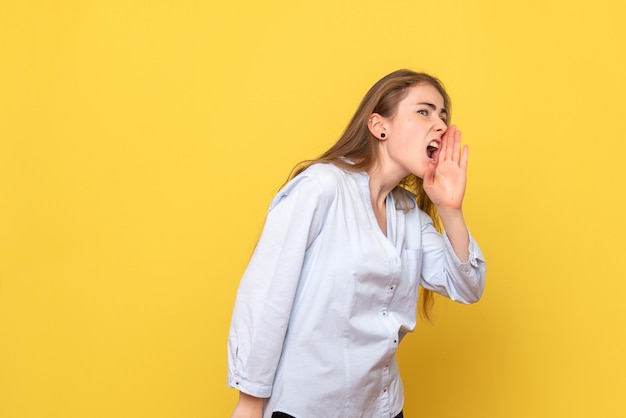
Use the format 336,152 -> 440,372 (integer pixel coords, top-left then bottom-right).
423,125 -> 468,211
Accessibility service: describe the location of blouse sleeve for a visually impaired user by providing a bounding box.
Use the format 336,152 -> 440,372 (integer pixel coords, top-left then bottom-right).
227,172 -> 333,398
418,209 -> 487,303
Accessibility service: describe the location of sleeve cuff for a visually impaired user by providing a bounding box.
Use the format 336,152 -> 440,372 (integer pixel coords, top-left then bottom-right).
227,374 -> 273,398
443,229 -> 485,270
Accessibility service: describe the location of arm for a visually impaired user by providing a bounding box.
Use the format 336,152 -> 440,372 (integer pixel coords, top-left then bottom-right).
423,125 -> 471,262
437,207 -> 469,263
227,171 -> 332,398
231,392 -> 264,418
418,210 -> 486,303
420,125 -> 486,302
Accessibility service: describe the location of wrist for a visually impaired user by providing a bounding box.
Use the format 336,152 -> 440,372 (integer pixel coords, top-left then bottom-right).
236,391 -> 264,412
436,206 -> 463,220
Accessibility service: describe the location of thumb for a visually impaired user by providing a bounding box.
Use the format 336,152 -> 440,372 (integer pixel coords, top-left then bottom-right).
423,161 -> 436,189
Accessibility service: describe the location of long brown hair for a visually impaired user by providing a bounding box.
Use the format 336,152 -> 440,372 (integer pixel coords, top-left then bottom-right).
288,69 -> 451,321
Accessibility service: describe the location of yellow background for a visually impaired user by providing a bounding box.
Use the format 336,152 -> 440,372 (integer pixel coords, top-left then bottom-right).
1,1 -> 625,417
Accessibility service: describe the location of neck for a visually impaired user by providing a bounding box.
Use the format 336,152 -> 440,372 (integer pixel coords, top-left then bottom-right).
367,159 -> 406,209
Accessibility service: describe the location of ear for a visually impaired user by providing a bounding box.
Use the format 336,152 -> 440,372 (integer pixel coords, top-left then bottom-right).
367,113 -> 389,141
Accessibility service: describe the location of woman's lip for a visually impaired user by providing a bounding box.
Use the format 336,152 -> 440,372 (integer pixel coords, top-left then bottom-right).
428,139 -> 440,149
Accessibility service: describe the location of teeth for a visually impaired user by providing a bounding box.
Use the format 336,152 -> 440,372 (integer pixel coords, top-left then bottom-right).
428,140 -> 439,149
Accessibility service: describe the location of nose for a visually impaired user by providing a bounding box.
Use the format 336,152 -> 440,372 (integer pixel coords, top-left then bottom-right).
434,117 -> 448,133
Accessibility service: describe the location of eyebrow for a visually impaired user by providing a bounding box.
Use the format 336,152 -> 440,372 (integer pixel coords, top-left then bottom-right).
417,102 -> 448,116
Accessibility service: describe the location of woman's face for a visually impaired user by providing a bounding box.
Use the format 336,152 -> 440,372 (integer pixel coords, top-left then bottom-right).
380,83 -> 448,178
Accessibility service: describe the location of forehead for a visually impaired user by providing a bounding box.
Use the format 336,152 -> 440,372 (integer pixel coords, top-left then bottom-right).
401,83 -> 445,108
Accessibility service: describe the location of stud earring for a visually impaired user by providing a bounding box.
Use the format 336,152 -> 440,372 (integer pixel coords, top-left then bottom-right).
380,133 -> 386,139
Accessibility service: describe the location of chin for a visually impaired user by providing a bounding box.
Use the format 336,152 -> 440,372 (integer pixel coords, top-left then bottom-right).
410,162 -> 429,179
407,168 -> 426,180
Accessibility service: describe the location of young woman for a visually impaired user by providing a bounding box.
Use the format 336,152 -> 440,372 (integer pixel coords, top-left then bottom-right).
227,69 -> 487,418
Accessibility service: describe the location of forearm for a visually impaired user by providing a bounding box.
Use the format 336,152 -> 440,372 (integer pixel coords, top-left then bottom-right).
437,207 -> 470,263
231,392 -> 264,418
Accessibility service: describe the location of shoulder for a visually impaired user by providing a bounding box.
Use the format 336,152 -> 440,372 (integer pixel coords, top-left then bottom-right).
287,163 -> 356,195
270,163 -> 357,209
302,162 -> 355,186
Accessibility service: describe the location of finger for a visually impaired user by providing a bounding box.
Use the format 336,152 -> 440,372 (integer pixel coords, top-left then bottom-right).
460,144 -> 469,170
452,128 -> 462,163
444,125 -> 456,161
423,160 -> 436,188
438,127 -> 449,162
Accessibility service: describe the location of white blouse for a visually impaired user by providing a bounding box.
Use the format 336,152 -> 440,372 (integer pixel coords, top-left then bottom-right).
228,163 -> 486,418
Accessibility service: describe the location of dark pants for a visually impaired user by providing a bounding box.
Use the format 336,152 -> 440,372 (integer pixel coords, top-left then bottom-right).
272,411 -> 404,418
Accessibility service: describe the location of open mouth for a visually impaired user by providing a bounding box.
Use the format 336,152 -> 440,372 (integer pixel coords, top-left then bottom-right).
426,140 -> 440,159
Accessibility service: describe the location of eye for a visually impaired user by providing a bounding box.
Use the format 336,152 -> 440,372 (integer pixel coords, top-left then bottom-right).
417,109 -> 428,116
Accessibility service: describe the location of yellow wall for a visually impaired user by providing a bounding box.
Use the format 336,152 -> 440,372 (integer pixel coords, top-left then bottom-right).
1,1 -> 625,417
